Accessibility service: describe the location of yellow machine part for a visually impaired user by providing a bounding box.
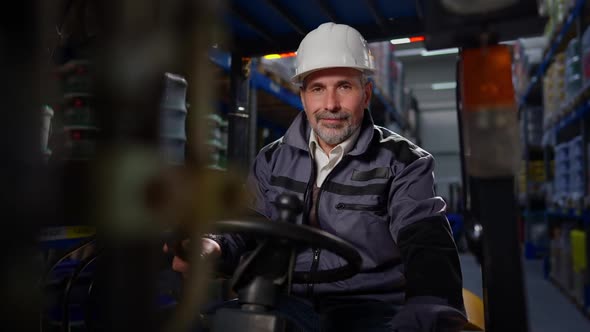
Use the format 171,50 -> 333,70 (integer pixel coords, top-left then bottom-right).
463,288 -> 485,331
571,230 -> 587,273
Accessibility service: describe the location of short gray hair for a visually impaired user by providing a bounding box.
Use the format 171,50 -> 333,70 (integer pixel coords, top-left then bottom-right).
360,73 -> 369,87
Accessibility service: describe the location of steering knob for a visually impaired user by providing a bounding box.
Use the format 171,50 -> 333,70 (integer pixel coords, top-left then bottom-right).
274,193 -> 303,223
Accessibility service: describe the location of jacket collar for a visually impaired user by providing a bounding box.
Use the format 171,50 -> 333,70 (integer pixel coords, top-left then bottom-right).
283,109 -> 375,156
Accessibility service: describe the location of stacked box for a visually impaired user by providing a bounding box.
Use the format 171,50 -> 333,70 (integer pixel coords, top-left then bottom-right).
543,53 -> 567,127
554,142 -> 570,204
555,0 -> 568,23
565,38 -> 583,103
512,39 -> 531,99
371,42 -> 409,128
393,60 -> 405,113
553,136 -> 585,207
562,222 -> 576,294
556,53 -> 568,113
206,113 -> 228,170
582,25 -> 590,87
257,57 -> 298,94
57,60 -> 99,161
259,57 -> 296,83
541,0 -> 571,40
389,45 -> 401,104
368,41 -> 392,99
524,213 -> 549,258
551,222 -> 576,293
550,225 -> 562,281
160,73 -> 188,165
529,160 -> 547,198
538,0 -> 549,16
568,135 -> 585,205
570,230 -> 587,306
512,39 -> 525,96
521,106 -> 544,146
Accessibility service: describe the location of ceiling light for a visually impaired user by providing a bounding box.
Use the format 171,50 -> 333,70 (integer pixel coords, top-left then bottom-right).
421,48 -> 459,56
390,36 -> 425,45
394,48 -> 424,57
263,52 -> 297,60
432,82 -> 457,90
395,47 -> 459,58
391,38 -> 411,45
263,54 -> 281,60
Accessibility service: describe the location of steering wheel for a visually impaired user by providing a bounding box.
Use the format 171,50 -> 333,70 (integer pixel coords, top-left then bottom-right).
213,194 -> 363,284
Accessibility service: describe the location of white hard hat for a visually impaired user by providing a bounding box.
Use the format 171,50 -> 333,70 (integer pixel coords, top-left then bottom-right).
291,22 -> 375,84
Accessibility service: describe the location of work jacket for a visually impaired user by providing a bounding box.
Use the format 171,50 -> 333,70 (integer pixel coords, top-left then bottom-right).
216,110 -> 466,330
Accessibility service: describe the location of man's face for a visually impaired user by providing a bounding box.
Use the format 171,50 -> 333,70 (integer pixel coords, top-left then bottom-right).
300,68 -> 372,149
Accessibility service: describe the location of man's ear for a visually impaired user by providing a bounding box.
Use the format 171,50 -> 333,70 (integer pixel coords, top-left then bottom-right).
364,81 -> 373,109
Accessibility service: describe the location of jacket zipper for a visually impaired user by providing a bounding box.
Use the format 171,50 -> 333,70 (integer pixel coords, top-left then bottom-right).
307,248 -> 321,297
304,152 -> 316,296
307,155 -> 350,297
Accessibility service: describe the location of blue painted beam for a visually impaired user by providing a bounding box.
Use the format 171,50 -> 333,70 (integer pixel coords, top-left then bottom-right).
209,48 -> 231,71
555,99 -> 590,132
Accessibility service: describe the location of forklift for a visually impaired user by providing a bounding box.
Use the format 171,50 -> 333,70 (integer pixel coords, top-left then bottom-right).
2,1 -> 560,331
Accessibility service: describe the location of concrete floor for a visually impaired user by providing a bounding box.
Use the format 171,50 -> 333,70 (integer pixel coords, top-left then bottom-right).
460,254 -> 590,332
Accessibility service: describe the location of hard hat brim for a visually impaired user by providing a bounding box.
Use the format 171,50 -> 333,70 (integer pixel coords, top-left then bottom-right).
291,66 -> 374,85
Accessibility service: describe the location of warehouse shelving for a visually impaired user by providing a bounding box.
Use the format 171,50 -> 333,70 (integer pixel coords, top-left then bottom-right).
518,0 -> 590,316
519,0 -> 586,107
209,48 -> 303,110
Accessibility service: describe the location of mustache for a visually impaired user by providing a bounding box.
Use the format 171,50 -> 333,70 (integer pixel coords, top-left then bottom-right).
315,111 -> 350,120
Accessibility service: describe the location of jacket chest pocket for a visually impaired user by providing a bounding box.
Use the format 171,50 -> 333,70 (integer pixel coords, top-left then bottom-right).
335,202 -> 387,216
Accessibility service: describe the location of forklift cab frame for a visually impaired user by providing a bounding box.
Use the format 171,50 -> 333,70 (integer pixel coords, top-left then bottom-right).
18,1 -> 568,332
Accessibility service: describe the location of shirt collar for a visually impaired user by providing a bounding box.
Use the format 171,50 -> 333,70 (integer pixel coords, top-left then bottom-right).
308,125 -> 361,159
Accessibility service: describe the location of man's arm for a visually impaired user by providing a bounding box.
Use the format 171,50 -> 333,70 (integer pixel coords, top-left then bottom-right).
388,154 -> 467,332
205,150 -> 274,275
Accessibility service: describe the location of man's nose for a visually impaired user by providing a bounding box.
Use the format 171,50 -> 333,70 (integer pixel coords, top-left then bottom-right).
324,89 -> 341,111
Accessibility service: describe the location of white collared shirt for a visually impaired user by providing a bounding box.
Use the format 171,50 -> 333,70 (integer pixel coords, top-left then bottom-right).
308,127 -> 361,187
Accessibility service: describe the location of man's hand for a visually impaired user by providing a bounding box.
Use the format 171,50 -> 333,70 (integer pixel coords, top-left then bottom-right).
163,238 -> 222,277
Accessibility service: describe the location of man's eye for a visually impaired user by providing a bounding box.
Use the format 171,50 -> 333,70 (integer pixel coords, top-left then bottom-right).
339,85 -> 352,90
310,87 -> 323,93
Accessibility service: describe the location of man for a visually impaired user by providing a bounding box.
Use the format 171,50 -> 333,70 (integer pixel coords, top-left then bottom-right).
167,22 -> 467,331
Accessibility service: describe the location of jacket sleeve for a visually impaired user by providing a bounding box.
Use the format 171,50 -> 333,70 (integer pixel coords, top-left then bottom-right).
209,151 -> 272,275
388,154 -> 467,332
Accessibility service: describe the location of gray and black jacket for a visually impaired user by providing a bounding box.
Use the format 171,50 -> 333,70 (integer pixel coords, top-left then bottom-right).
215,110 -> 466,331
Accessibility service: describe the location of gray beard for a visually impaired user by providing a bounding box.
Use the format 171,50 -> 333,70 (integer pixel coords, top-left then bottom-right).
313,120 -> 360,146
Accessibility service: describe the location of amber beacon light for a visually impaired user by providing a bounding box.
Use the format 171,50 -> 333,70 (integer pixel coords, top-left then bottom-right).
459,45 -> 520,178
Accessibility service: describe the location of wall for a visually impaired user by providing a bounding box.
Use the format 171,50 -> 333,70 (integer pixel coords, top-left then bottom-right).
397,47 -> 462,200
419,110 -> 462,200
